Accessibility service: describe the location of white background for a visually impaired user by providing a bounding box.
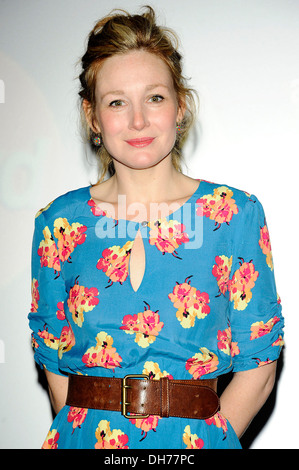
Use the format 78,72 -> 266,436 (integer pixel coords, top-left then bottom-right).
0,0 -> 298,449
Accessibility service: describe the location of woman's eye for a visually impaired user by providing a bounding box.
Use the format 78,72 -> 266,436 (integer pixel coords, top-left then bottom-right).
149,95 -> 164,103
109,100 -> 124,107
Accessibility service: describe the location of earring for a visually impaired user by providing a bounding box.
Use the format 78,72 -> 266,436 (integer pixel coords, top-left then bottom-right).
92,134 -> 102,146
176,123 -> 182,134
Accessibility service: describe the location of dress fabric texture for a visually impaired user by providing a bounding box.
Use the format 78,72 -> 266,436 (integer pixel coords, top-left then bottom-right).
28,180 -> 284,449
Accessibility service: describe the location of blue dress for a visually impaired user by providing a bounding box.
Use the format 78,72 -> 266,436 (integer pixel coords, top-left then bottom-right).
28,180 -> 284,449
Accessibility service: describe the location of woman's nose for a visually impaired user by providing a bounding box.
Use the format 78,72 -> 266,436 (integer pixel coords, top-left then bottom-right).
129,105 -> 149,131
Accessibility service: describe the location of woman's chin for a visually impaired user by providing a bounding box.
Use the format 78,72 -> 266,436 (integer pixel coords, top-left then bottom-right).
112,152 -> 172,171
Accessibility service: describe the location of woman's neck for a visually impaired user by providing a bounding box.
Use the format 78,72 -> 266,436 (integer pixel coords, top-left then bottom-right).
90,157 -> 199,222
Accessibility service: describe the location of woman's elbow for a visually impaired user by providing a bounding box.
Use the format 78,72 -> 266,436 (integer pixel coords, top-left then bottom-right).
261,362 -> 277,401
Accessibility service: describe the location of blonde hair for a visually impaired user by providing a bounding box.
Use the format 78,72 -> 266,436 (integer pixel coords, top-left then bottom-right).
79,5 -> 198,183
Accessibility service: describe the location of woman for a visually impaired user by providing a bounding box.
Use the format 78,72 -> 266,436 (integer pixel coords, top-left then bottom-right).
28,6 -> 284,449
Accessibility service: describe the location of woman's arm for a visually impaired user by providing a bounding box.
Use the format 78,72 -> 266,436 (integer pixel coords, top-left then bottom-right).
44,369 -> 69,415
219,361 -> 277,439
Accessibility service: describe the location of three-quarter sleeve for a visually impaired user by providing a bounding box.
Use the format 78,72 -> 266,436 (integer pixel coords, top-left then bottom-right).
28,210 -> 68,376
229,195 -> 284,372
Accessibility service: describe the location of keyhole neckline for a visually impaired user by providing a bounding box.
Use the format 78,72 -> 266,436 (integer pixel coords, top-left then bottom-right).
87,179 -> 201,224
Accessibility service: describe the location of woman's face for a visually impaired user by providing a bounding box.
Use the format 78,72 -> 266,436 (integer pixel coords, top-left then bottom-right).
89,50 -> 184,170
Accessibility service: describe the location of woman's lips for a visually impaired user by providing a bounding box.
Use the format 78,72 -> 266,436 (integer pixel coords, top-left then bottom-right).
125,137 -> 155,148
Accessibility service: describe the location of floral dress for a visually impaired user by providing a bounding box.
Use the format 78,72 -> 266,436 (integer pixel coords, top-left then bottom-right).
28,180 -> 284,449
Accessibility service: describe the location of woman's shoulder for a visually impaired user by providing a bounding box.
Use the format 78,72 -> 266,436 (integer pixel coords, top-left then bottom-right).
198,178 -> 254,206
34,186 -> 90,223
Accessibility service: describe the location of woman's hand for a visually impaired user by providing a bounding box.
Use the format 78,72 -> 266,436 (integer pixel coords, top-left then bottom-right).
219,361 -> 277,439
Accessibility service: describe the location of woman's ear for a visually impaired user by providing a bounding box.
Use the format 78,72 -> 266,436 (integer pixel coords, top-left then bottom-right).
82,99 -> 101,134
177,97 -> 186,124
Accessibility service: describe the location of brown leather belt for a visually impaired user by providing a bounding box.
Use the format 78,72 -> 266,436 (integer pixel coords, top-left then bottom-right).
66,374 -> 220,420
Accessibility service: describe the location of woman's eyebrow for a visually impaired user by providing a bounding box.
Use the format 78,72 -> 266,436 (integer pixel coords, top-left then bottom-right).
145,83 -> 170,91
101,84 -> 170,99
101,90 -> 124,99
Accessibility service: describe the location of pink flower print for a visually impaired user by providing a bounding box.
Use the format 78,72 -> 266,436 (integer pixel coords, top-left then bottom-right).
168,277 -> 210,328
205,412 -> 228,439
67,278 -> 99,327
259,223 -> 273,270
217,325 -> 240,357
250,316 -> 280,340
129,415 -> 161,442
38,226 -> 61,276
183,425 -> 204,449
67,407 -> 88,434
253,357 -> 273,367
31,333 -> 39,351
58,324 -> 75,359
229,258 -> 259,310
217,327 -> 232,355
95,420 -> 129,449
53,218 -> 87,263
272,335 -> 284,348
186,347 -> 219,379
120,313 -> 139,332
148,218 -> 189,258
82,331 -> 122,371
56,301 -> 65,320
196,186 -> 238,230
230,341 -> 240,357
212,255 -> 233,296
169,277 -> 197,309
88,198 -> 108,217
194,290 -> 210,316
120,302 -> 164,348
31,278 -> 39,313
138,307 -> 164,337
97,241 -> 133,287
38,325 -> 59,350
142,360 -> 174,381
42,429 -> 59,449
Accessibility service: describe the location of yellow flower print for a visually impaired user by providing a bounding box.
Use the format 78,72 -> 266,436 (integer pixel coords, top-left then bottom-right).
142,361 -> 173,380
42,429 -> 59,449
148,218 -> 189,257
53,217 -> 87,263
196,186 -> 238,231
95,420 -> 129,449
168,276 -> 210,328
229,258 -> 259,310
212,255 -> 233,296
97,241 -> 133,286
259,223 -> 273,270
250,316 -> 280,340
30,278 -> 39,313
120,302 -> 164,348
82,331 -> 122,371
183,425 -> 204,449
186,347 -> 219,379
58,324 -> 75,359
38,325 -> 59,350
67,277 -> 99,327
38,226 -> 60,274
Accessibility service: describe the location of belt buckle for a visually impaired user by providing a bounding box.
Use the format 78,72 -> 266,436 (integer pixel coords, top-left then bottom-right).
122,374 -> 150,419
